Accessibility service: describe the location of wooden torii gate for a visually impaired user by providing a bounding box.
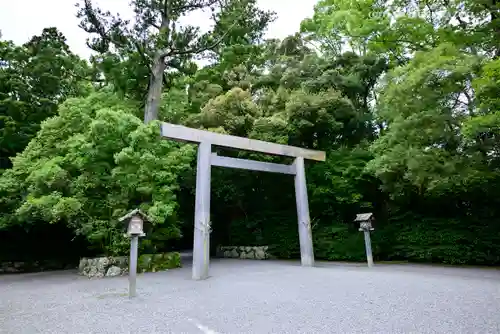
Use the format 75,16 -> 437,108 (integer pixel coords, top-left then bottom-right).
160,122 -> 326,280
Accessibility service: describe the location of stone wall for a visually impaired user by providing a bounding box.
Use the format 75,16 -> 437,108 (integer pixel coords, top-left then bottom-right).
216,246 -> 270,260
78,252 -> 181,279
0,260 -> 75,274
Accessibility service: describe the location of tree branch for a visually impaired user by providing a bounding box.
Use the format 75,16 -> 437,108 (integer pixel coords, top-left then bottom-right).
161,17 -> 240,58
133,41 -> 152,73
425,1 -> 435,26
172,0 -> 219,13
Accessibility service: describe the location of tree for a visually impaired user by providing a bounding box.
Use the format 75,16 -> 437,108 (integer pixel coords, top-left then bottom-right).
0,28 -> 90,169
181,33 -> 387,256
77,0 -> 274,123
0,92 -> 196,255
366,44 -> 481,197
301,0 -> 500,61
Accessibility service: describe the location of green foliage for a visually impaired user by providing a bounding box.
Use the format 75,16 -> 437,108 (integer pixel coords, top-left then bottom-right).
0,92 -> 195,255
312,215 -> 500,265
3,0 -> 500,267
0,28 -> 91,169
373,214 -> 500,265
77,0 -> 274,121
313,224 -> 366,262
138,252 -> 182,273
309,147 -> 374,221
367,44 -> 481,195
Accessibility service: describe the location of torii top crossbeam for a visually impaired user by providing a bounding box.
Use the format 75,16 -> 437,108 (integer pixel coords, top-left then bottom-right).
160,122 -> 326,162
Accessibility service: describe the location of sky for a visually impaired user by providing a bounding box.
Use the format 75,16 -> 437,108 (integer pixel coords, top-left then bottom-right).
0,0 -> 317,59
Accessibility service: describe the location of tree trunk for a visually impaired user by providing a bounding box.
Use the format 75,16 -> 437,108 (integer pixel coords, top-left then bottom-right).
144,55 -> 167,124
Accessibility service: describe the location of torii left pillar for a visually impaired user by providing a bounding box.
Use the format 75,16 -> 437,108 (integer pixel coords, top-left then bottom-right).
192,142 -> 212,280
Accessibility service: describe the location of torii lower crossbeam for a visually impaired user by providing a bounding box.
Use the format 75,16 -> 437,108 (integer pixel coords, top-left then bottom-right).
160,122 -> 326,280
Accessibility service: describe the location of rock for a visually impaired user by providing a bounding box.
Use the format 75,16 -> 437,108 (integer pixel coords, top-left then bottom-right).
116,256 -> 128,267
217,246 -> 269,260
246,251 -> 255,259
96,257 -> 110,270
106,266 -> 122,277
153,253 -> 164,261
151,254 -> 166,272
138,254 -> 153,272
78,258 -> 88,274
255,248 -> 266,260
5,266 -> 18,273
87,266 -> 97,278
77,252 -> 181,278
82,266 -> 90,276
165,252 -> 181,269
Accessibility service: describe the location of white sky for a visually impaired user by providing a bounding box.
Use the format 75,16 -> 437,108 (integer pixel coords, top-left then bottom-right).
0,0 -> 317,59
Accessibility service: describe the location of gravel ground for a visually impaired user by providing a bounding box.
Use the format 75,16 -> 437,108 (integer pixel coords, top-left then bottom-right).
1,258 -> 500,334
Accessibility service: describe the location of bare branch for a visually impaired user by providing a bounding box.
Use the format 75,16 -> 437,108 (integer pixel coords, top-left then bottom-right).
161,17 -> 240,58
172,0 -> 218,12
425,1 -> 435,26
133,41 -> 152,73
150,21 -> 161,30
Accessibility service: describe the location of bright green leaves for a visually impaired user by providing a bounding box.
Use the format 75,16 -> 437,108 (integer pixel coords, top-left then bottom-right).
462,59 -> 500,165
302,0 -> 500,63
474,59 -> 500,113
196,87 -> 261,136
302,0 -> 391,55
463,112 -> 500,161
0,92 -> 195,255
368,44 -> 483,195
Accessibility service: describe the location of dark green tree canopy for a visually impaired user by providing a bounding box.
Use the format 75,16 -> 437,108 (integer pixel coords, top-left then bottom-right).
0,27 -> 90,168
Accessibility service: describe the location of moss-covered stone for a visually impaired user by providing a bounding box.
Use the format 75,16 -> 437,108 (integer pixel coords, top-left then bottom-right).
138,252 -> 181,273
79,252 -> 181,277
138,254 -> 153,273
165,252 -> 181,269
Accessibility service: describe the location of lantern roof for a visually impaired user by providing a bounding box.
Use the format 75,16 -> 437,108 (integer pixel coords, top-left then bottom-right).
119,208 -> 150,222
354,212 -> 374,222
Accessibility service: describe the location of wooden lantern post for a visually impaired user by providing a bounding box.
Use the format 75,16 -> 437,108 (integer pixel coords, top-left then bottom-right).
355,213 -> 375,268
119,209 -> 148,298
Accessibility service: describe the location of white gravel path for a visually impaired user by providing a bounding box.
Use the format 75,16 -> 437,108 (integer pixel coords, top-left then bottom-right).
1,259 -> 499,333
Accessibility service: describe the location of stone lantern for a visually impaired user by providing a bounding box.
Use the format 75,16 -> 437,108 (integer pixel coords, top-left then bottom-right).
355,212 -> 375,232
120,209 -> 150,237
119,209 -> 150,297
354,212 -> 375,268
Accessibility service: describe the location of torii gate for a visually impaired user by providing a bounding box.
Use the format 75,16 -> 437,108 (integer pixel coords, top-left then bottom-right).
160,122 -> 326,280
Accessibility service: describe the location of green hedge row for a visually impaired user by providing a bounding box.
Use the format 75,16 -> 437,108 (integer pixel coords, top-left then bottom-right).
221,214 -> 500,266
